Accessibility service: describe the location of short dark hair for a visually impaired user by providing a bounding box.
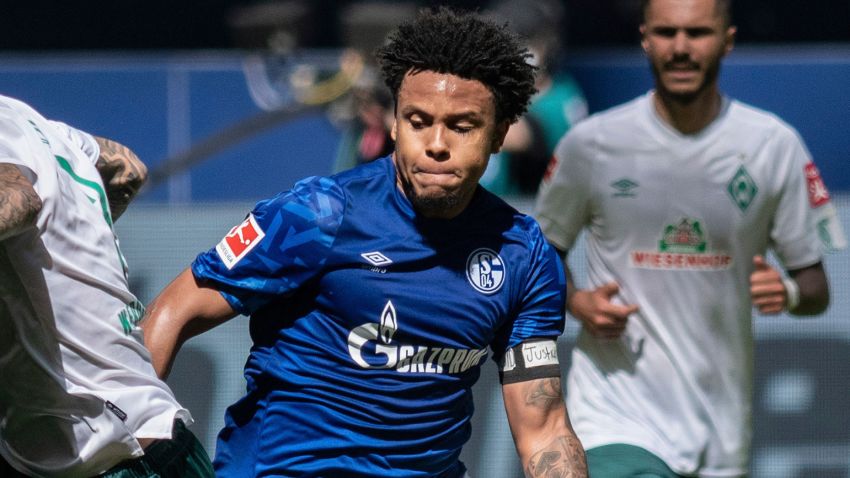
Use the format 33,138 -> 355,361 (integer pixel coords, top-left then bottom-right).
641,0 -> 732,27
375,7 -> 537,124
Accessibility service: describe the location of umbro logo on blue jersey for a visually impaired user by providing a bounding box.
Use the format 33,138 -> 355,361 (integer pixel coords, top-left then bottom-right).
361,251 -> 393,267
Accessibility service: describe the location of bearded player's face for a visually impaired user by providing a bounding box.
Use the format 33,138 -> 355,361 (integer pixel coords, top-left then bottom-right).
641,0 -> 736,103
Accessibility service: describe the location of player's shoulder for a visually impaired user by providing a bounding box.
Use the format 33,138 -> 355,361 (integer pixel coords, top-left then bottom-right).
285,156 -> 392,197
0,95 -> 35,131
0,94 -> 27,116
255,173 -> 346,224
563,94 -> 645,141
512,211 -> 549,245
0,95 -> 87,152
476,190 -> 549,248
258,156 -> 394,223
472,187 -> 522,224
0,96 -> 56,168
329,155 -> 393,192
551,95 -> 646,169
0,95 -> 55,128
727,99 -> 803,142
509,212 -> 557,268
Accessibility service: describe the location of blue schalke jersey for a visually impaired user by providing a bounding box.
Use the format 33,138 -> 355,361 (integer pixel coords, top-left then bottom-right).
193,156 -> 566,477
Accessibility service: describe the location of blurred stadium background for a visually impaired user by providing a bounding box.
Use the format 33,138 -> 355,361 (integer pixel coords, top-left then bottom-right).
2,1 -> 848,476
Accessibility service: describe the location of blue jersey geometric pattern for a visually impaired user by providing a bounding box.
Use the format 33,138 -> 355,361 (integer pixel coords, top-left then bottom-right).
192,156 -> 566,477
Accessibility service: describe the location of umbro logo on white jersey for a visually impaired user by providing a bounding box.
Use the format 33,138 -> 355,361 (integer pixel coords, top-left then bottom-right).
361,251 -> 393,266
611,178 -> 638,197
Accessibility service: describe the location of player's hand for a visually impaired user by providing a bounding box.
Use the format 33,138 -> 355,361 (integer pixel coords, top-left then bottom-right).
568,282 -> 639,339
750,255 -> 787,314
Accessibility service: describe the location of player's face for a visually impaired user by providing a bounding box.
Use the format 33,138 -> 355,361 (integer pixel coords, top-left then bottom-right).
391,70 -> 508,219
641,0 -> 736,103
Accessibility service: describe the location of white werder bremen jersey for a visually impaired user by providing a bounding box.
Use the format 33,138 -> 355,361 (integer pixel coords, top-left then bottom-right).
0,95 -> 189,478
534,92 -> 834,477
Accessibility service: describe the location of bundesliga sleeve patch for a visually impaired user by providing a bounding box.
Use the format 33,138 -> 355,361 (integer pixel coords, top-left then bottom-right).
805,162 -> 830,208
216,213 -> 266,269
498,339 -> 560,384
542,154 -> 559,183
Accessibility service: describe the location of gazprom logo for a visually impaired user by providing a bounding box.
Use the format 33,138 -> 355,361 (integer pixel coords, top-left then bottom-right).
466,248 -> 505,294
346,300 -> 487,374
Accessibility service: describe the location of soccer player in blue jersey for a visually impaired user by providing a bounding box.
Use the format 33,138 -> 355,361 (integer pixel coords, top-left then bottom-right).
142,7 -> 588,478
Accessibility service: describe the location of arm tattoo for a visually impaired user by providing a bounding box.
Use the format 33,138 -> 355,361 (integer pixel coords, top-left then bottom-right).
0,163 -> 42,241
94,137 -> 147,220
526,377 -> 563,410
520,378 -> 588,477
525,436 -> 588,478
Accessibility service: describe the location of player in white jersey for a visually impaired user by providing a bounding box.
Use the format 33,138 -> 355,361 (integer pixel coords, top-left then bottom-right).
534,0 -> 844,476
0,95 -> 214,477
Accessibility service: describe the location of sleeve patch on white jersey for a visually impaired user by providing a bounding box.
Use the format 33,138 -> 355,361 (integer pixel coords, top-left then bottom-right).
805,162 -> 830,208
216,214 -> 265,269
542,154 -> 559,183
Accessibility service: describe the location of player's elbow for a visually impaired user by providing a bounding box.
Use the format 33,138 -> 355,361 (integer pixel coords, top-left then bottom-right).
20,189 -> 43,229
124,151 -> 148,191
0,185 -> 42,241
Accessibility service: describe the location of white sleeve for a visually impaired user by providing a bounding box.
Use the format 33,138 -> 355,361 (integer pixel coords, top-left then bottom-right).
49,121 -> 100,165
532,124 -> 594,252
768,127 -> 825,269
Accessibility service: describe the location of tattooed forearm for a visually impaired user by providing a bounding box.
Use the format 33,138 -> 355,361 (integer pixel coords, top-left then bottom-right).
526,377 -> 564,410
525,436 -> 588,478
94,136 -> 147,220
504,377 -> 587,477
0,163 -> 42,241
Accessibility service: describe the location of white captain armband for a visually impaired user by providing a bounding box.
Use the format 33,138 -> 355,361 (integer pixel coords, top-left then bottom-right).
498,339 -> 560,385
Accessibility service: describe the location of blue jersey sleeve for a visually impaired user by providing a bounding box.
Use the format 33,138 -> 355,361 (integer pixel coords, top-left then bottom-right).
192,176 -> 346,314
495,221 -> 567,355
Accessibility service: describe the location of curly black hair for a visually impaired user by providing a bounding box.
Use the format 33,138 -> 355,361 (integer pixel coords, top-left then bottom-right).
375,7 -> 537,125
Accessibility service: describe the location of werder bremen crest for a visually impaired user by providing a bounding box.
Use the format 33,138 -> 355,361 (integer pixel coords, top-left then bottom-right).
728,166 -> 758,211
659,218 -> 706,253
